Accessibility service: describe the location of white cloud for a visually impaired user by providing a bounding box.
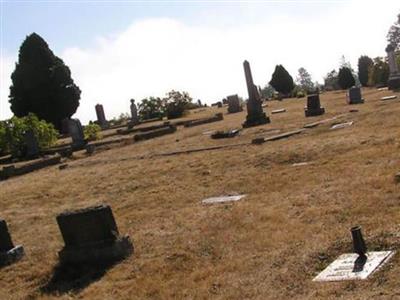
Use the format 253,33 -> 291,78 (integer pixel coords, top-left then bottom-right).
1,0 -> 398,123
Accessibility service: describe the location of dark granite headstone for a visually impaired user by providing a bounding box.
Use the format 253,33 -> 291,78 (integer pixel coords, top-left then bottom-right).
67,119 -> 86,149
347,87 -> 364,104
95,104 -> 108,129
24,129 -> 40,159
0,219 -> 24,266
227,94 -> 243,114
242,60 -> 270,127
305,94 -> 325,117
56,204 -> 133,264
386,44 -> 400,90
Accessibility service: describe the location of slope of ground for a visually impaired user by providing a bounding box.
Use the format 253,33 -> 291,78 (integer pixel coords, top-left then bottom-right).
1,88 -> 400,299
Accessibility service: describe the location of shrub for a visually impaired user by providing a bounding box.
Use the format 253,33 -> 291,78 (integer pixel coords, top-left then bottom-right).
84,123 -> 102,141
338,67 -> 355,89
269,65 -> 295,95
164,90 -> 193,119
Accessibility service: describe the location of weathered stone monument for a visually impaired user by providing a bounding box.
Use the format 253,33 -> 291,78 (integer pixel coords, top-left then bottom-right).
347,87 -> 364,104
67,119 -> 86,149
56,204 -> 133,264
242,60 -> 270,127
95,104 -> 108,129
227,94 -> 243,114
24,129 -> 40,159
129,99 -> 140,126
0,219 -> 24,266
386,44 -> 400,90
305,94 -> 325,117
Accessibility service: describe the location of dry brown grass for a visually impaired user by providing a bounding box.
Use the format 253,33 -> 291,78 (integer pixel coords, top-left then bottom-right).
1,88 -> 400,299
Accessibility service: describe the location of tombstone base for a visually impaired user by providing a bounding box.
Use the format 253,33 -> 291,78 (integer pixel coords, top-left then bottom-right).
228,107 -> 243,114
348,98 -> 364,105
58,235 -> 133,265
242,113 -> 270,128
388,75 -> 400,90
0,245 -> 24,266
305,107 -> 325,117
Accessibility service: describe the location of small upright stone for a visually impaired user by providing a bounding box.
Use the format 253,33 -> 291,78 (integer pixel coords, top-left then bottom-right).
347,87 -> 364,104
305,94 -> 325,117
56,204 -> 133,264
24,129 -> 40,159
67,119 -> 86,149
386,44 -> 400,90
130,99 -> 140,126
242,60 -> 270,127
227,94 -> 243,114
95,104 -> 109,129
0,219 -> 24,266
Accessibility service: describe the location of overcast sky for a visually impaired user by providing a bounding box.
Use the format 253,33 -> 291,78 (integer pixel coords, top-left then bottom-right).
0,0 -> 398,124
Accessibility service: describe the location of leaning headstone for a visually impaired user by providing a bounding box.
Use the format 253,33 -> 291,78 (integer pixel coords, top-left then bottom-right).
56,204 -> 133,264
67,119 -> 86,149
242,60 -> 270,127
95,104 -> 108,129
305,94 -> 325,117
386,44 -> 400,90
130,99 -> 140,126
0,219 -> 24,266
347,87 -> 364,104
24,129 -> 40,159
227,94 -> 243,113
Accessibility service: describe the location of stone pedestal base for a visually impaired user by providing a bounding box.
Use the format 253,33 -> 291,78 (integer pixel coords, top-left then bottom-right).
242,113 -> 270,128
388,76 -> 400,90
305,107 -> 325,117
0,245 -> 24,266
348,98 -> 364,105
58,236 -> 133,265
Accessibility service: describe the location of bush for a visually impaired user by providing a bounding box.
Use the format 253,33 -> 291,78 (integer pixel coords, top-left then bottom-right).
84,123 -> 102,141
164,90 -> 193,119
269,65 -> 295,95
138,97 -> 164,120
338,67 -> 355,89
0,113 -> 58,157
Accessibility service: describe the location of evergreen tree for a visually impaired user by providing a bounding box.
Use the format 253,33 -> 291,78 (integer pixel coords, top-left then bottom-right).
368,57 -> 389,87
357,55 -> 373,87
338,67 -> 355,89
296,67 -> 314,92
387,13 -> 400,50
269,65 -> 294,95
323,70 -> 340,91
9,33 -> 81,129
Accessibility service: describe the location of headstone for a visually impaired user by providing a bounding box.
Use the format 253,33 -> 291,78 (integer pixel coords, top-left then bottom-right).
24,129 -> 40,159
95,104 -> 108,129
386,44 -> 400,90
347,87 -> 364,104
130,99 -> 140,126
56,204 -> 133,264
67,119 -> 86,149
242,60 -> 270,127
0,219 -> 24,266
61,118 -> 70,135
304,94 -> 325,117
227,94 -> 243,114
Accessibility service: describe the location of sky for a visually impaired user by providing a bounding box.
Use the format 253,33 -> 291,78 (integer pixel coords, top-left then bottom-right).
0,0 -> 398,124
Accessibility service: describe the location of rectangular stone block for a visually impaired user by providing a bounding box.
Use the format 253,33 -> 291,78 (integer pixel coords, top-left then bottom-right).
0,219 -> 14,252
0,220 -> 24,266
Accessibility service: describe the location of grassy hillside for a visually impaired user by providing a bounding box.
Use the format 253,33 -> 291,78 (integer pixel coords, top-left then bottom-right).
1,88 -> 400,299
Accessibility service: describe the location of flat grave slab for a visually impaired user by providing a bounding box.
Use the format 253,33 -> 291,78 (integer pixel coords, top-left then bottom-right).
330,121 -> 354,130
313,251 -> 394,282
271,109 -> 286,114
202,194 -> 246,204
381,95 -> 397,101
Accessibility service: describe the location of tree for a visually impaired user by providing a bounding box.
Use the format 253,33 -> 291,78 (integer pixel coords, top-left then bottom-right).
338,67 -> 355,89
368,57 -> 389,87
9,33 -> 81,129
296,67 -> 314,92
138,97 -> 164,120
269,65 -> 294,95
324,70 -> 340,91
163,90 -> 193,119
260,84 -> 275,99
387,13 -> 400,50
358,55 -> 373,87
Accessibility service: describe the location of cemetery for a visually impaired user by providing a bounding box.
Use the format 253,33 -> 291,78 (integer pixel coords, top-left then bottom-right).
0,6 -> 400,300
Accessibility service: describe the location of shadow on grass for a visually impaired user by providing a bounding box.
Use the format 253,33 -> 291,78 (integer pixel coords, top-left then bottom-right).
40,259 -> 123,295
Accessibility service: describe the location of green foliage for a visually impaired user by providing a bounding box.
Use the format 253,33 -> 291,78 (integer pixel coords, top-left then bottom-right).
296,67 -> 314,92
368,57 -> 389,87
164,90 -> 193,119
110,113 -> 130,126
84,123 -> 102,141
138,97 -> 164,120
0,113 -> 58,157
269,65 -> 294,95
387,13 -> 400,50
338,67 -> 355,89
324,70 -> 340,91
260,84 -> 275,99
9,33 -> 81,129
358,55 -> 374,87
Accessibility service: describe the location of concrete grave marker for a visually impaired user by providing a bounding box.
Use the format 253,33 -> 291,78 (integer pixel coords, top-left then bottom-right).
202,194 -> 246,204
381,95 -> 397,101
130,99 -> 140,126
271,109 -> 286,114
67,119 -> 86,149
56,204 -> 133,264
305,94 -> 325,117
242,60 -> 270,127
95,104 -> 109,129
330,121 -> 353,130
347,87 -> 364,104
0,219 -> 24,266
24,129 -> 40,158
227,94 -> 243,113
